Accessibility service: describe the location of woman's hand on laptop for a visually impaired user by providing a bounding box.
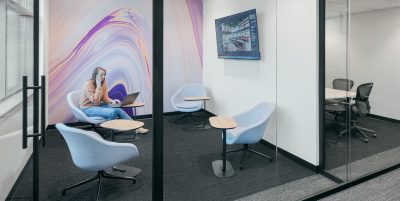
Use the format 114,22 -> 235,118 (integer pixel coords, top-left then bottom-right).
110,99 -> 121,104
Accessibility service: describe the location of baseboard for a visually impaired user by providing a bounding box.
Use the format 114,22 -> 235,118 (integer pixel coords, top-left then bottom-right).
260,140 -> 319,173
201,109 -> 216,117
321,170 -> 344,184
367,114 -> 400,124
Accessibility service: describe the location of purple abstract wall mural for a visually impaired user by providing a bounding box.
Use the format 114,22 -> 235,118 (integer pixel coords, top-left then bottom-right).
163,0 -> 203,112
49,0 -> 202,124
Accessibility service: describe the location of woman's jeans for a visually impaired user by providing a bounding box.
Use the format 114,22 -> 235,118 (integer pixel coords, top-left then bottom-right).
81,104 -> 132,120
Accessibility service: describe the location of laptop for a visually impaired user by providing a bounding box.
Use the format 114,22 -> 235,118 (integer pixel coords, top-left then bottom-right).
110,92 -> 140,107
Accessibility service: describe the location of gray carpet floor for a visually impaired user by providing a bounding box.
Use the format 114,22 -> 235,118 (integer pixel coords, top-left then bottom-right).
236,174 -> 336,201
324,116 -> 400,170
321,167 -> 400,201
326,146 -> 400,181
7,114 -> 315,201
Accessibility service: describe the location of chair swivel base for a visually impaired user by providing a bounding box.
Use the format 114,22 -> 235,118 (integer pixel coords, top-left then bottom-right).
104,164 -> 141,177
212,160 -> 235,177
174,113 -> 204,125
62,167 -> 138,201
226,144 -> 272,170
340,125 -> 376,143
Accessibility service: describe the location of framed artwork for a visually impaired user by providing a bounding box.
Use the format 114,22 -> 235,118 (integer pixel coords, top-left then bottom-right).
215,9 -> 261,60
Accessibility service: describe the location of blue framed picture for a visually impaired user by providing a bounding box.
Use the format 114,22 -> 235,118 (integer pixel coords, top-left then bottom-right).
215,9 -> 261,60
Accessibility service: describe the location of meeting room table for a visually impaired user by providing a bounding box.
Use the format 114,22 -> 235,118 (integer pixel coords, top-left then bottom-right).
325,88 -> 356,99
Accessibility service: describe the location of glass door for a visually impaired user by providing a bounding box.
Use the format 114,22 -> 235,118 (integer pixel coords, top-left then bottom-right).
323,0 -> 352,182
348,0 -> 400,181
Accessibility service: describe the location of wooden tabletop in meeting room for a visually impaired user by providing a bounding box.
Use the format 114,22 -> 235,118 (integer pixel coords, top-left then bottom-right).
325,88 -> 356,99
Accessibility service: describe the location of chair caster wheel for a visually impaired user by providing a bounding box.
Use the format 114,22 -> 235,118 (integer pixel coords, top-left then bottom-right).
132,180 -> 136,184
62,191 -> 66,196
364,139 -> 368,143
372,134 -> 377,138
269,158 -> 273,162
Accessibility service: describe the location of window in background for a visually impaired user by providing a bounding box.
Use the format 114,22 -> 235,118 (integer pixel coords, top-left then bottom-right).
0,0 -> 33,101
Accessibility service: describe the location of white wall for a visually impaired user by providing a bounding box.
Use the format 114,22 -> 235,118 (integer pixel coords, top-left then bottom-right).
203,0 -> 319,165
203,0 -> 278,146
325,15 -> 347,88
326,7 -> 400,120
276,0 -> 319,165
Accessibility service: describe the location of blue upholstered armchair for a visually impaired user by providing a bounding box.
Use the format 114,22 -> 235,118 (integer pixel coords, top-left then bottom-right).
67,90 -> 107,135
56,123 -> 139,200
170,84 -> 207,124
226,102 -> 275,170
67,90 -> 106,124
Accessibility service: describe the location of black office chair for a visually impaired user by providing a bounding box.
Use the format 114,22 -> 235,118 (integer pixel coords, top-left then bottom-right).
325,78 -> 354,123
326,78 -> 354,106
340,83 -> 377,143
333,78 -> 354,91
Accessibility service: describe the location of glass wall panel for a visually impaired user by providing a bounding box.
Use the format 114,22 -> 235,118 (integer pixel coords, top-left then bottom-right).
7,0 -> 154,200
0,0 -> 6,99
323,0 -> 352,183
324,0 -> 400,187
6,8 -> 22,93
0,0 -> 34,135
0,0 -> 34,99
164,0 -> 278,200
270,0 -> 346,200
348,0 -> 400,180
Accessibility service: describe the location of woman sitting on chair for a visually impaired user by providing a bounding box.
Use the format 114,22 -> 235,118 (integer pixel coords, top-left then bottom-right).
79,66 -> 148,134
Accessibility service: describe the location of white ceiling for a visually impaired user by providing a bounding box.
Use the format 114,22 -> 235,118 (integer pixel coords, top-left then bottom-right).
326,0 -> 400,17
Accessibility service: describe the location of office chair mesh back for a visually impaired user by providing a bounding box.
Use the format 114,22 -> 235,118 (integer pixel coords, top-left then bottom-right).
333,78 -> 354,91
354,83 -> 373,114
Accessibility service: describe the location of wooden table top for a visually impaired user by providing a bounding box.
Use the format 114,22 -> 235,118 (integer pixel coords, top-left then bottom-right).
184,96 -> 210,101
100,119 -> 144,131
209,116 -> 237,129
122,101 -> 145,107
325,88 -> 356,99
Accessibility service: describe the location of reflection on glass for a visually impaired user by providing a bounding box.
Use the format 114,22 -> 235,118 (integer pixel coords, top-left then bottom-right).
1,0 -> 33,99
324,0 -> 400,185
0,1 -> 5,99
0,0 -> 34,135
324,0 -> 351,183
347,1 -> 400,180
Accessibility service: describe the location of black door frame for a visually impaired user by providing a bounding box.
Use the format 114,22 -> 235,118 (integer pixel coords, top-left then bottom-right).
152,0 -> 163,200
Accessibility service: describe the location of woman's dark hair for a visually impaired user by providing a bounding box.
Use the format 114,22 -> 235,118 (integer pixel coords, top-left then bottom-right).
91,67 -> 106,88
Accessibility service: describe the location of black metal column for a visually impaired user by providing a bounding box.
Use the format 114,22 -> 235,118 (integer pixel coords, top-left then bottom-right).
33,1 -> 40,200
153,0 -> 164,200
318,0 -> 326,173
